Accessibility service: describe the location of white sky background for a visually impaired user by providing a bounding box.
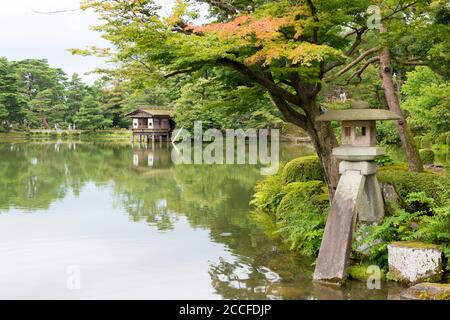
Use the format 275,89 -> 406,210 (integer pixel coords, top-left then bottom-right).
0,0 -> 208,84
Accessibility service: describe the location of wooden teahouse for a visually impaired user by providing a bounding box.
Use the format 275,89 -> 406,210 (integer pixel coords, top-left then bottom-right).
125,107 -> 175,143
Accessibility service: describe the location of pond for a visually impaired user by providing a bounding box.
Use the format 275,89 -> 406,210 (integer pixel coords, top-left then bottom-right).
0,141 -> 405,299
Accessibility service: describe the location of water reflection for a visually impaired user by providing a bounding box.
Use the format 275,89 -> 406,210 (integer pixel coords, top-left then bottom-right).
0,141 -> 404,299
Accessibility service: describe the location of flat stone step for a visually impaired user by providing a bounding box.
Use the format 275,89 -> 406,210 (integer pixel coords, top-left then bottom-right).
401,283 -> 450,300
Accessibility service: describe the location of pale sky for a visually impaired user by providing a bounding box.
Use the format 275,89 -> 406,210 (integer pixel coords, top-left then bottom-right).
0,0 -> 200,84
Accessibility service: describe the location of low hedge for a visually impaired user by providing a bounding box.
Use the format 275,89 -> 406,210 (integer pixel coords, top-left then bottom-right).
378,170 -> 450,206
419,148 -> 435,165
281,155 -> 323,184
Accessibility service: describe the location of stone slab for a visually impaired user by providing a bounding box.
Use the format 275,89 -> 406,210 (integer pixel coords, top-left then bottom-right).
313,170 -> 365,284
388,242 -> 442,283
400,283 -> 450,300
332,146 -> 385,161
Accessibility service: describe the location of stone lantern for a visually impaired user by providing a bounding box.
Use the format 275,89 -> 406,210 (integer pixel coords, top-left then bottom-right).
313,100 -> 400,284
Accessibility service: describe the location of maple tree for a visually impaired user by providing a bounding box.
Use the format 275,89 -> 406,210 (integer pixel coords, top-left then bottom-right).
78,0 -> 446,198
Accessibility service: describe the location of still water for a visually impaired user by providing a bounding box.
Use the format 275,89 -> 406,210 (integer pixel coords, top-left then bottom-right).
0,141 -> 404,299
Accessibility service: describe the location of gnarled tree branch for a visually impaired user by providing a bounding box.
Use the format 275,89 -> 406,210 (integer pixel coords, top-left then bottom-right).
217,57 -> 300,106
346,56 -> 380,83
332,47 -> 379,79
268,93 -> 307,130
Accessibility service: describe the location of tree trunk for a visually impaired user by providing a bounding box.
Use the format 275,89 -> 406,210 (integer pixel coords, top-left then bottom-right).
270,93 -> 339,200
379,25 -> 423,172
40,111 -> 49,129
305,103 -> 340,199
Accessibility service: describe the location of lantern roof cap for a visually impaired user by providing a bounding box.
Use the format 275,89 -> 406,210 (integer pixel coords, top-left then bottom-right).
315,100 -> 400,122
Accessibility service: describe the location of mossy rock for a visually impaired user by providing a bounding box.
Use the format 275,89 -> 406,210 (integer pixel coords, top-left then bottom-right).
378,170 -> 450,206
401,283 -> 450,300
348,265 -> 386,281
419,148 -> 435,165
281,156 -> 323,184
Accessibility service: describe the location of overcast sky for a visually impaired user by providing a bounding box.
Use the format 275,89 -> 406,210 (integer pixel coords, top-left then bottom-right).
0,0 -> 189,84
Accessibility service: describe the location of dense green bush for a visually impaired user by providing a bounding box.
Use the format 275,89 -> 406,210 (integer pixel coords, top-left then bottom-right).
419,148 -> 435,164
250,173 -> 286,214
275,181 -> 329,255
281,156 -> 323,184
414,135 -> 422,148
251,160 -> 329,256
376,121 -> 402,146
435,132 -> 449,145
378,170 -> 450,207
421,134 -> 433,148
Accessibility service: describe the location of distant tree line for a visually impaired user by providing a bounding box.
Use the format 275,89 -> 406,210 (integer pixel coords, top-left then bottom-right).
0,57 -> 129,131
0,57 -> 284,132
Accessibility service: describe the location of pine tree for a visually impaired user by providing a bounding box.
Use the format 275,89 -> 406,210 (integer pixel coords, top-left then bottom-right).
0,57 -> 25,126
74,95 -> 112,130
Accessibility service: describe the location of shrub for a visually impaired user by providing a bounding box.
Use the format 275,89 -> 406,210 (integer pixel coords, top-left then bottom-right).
281,156 -> 323,184
250,173 -> 286,214
378,170 -> 450,208
375,154 -> 394,167
276,181 -> 329,255
414,135 -> 423,148
419,148 -> 435,164
436,133 -> 448,145
421,134 -> 433,148
377,121 -> 402,146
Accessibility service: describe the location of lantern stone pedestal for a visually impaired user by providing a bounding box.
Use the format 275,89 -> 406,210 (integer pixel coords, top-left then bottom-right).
312,101 -> 400,284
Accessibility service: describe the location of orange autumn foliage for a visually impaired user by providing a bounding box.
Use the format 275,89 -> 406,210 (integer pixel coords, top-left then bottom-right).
183,6 -> 337,67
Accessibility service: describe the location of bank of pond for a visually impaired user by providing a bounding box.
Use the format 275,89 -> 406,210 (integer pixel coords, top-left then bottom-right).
251,154 -> 450,288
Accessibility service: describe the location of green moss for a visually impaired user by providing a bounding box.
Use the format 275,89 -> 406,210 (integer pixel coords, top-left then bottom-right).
386,268 -> 404,283
419,148 -> 435,165
281,156 -> 323,184
378,162 -> 408,172
348,265 -> 385,281
390,241 -> 440,250
378,170 -> 450,206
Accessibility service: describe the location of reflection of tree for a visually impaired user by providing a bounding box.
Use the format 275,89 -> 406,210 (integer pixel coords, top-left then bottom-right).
0,141 -> 324,299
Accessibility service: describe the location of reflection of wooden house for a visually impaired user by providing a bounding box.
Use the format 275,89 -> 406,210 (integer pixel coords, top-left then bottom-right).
132,147 -> 172,168
125,107 -> 175,143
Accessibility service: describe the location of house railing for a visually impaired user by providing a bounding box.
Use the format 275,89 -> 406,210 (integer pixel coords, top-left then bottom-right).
132,128 -> 171,134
